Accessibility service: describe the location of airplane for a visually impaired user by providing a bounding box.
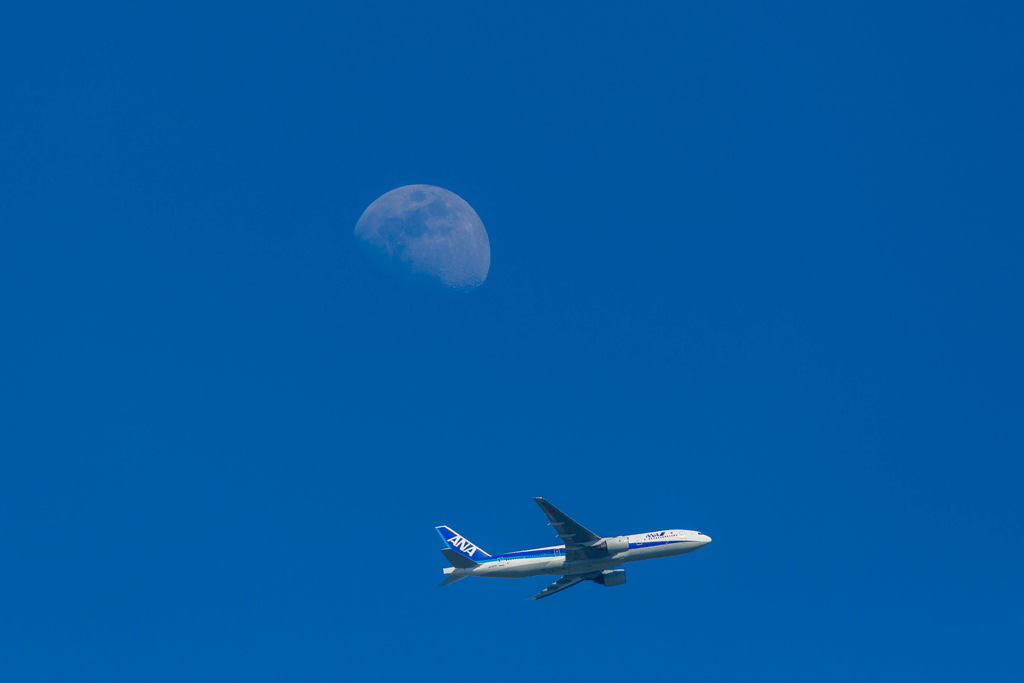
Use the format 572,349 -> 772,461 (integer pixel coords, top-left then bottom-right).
436,497 -> 712,600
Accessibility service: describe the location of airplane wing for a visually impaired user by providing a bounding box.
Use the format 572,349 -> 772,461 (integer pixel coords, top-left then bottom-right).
533,497 -> 603,562
527,575 -> 590,600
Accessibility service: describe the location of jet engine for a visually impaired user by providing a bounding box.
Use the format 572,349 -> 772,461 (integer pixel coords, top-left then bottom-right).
593,536 -> 629,554
594,569 -> 627,587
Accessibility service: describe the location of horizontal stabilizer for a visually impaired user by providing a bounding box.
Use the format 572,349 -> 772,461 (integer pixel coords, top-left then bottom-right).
439,572 -> 465,586
441,548 -> 478,569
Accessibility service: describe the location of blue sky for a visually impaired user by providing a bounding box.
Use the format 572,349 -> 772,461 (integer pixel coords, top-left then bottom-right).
2,2 -> 1022,680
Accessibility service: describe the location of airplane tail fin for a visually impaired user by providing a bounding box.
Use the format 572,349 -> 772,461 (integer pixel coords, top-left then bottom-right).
435,525 -> 492,562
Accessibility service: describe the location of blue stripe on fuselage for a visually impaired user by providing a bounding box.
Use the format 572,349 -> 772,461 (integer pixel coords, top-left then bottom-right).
479,548 -> 564,563
628,539 -> 698,550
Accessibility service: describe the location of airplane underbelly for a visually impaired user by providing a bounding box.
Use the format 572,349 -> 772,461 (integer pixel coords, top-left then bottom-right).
624,542 -> 697,562
562,557 -> 621,575
482,558 -> 562,578
540,559 -> 568,575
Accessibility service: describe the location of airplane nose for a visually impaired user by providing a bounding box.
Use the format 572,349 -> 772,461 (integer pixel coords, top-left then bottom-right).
700,534 -> 712,545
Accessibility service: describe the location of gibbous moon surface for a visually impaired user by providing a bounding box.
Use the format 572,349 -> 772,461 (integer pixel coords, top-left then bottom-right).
354,185 -> 490,288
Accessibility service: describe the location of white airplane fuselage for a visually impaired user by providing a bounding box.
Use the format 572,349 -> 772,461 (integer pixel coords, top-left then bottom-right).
442,528 -> 711,581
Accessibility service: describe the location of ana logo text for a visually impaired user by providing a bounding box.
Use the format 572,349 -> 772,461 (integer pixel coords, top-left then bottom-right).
448,534 -> 478,557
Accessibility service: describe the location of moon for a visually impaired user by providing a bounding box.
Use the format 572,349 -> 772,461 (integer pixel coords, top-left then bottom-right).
354,185 -> 490,289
